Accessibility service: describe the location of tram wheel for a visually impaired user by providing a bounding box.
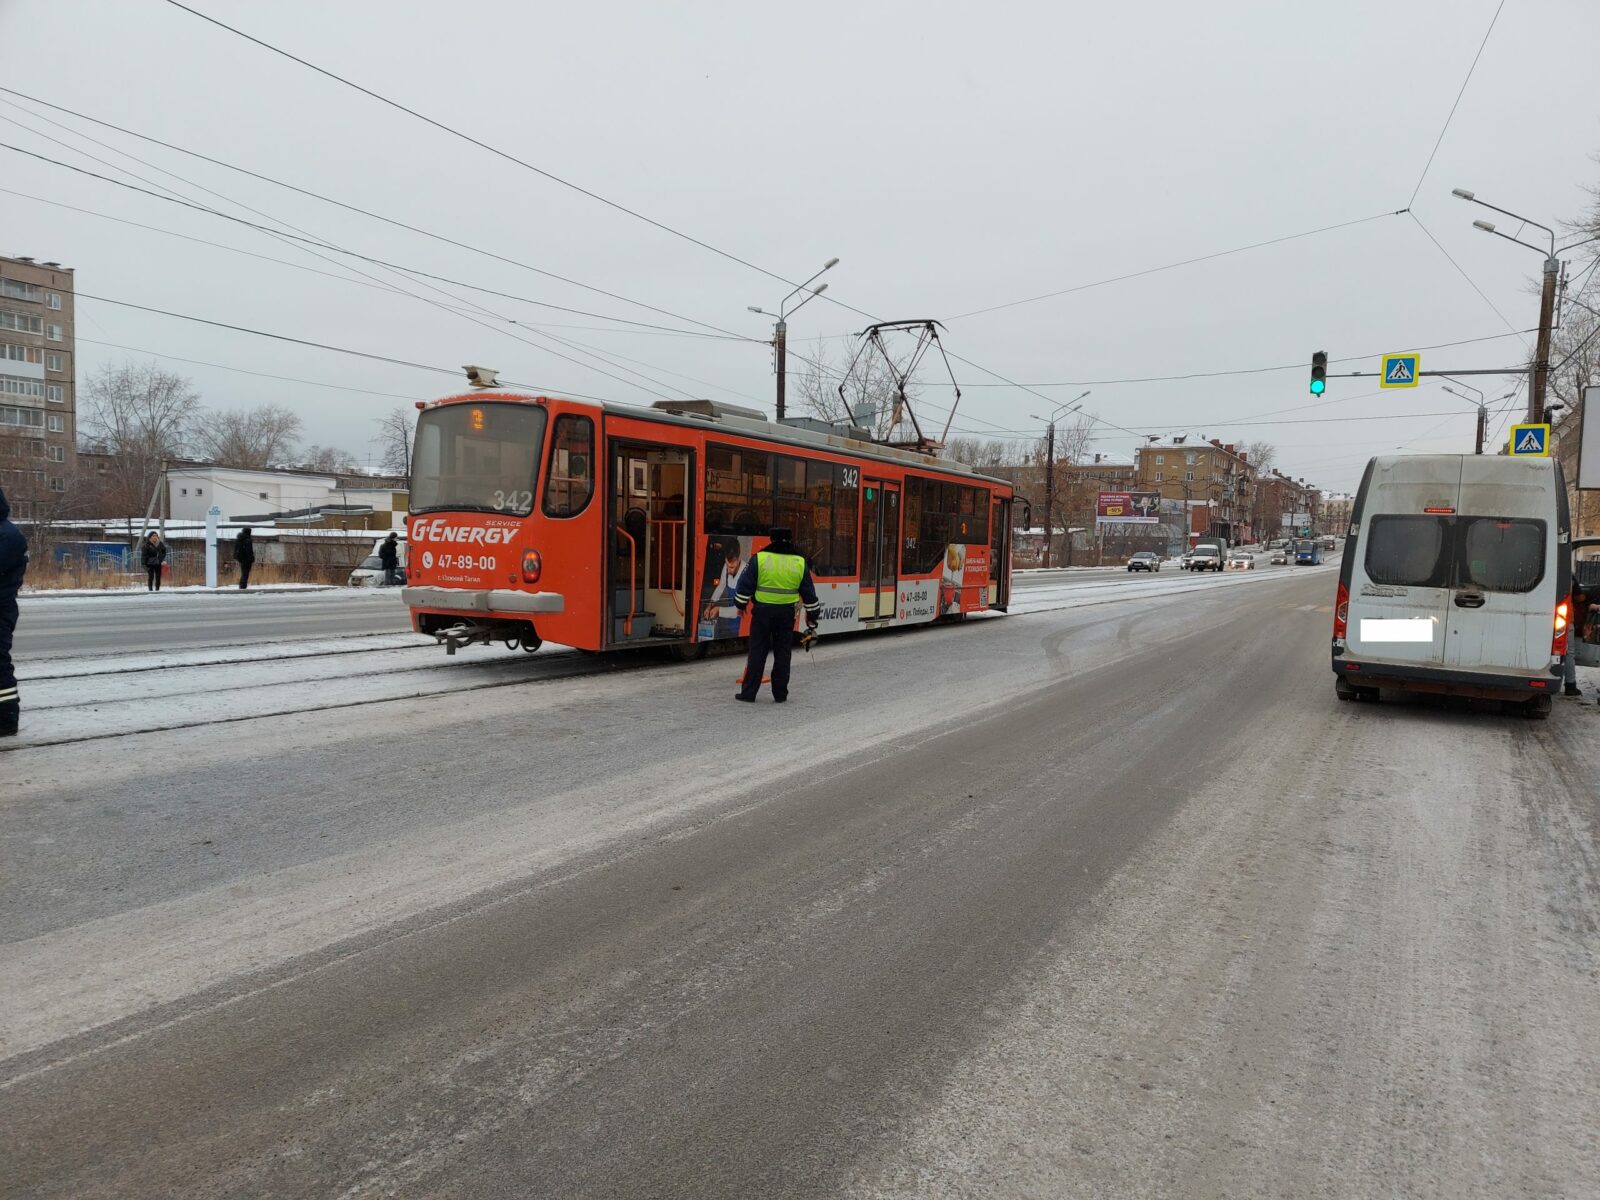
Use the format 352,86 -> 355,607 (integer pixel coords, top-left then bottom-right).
669,641 -> 707,662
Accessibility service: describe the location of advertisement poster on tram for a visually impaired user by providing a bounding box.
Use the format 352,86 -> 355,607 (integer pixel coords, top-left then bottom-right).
1096,491 -> 1161,523
699,534 -> 750,640
938,543 -> 991,615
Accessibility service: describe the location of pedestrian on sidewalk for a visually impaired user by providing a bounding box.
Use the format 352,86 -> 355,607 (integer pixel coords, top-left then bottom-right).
233,526 -> 255,590
141,532 -> 168,592
378,532 -> 400,586
0,485 -> 28,737
733,526 -> 821,704
1563,583 -> 1590,697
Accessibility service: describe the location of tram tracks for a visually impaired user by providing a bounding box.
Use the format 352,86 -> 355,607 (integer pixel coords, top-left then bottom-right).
4,565 -> 1333,752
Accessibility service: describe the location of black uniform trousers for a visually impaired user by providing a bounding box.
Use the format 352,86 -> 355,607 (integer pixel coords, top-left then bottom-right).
738,603 -> 795,701
0,592 -> 18,731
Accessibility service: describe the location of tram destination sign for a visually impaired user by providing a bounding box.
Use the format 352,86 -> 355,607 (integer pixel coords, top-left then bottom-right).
1096,491 -> 1161,524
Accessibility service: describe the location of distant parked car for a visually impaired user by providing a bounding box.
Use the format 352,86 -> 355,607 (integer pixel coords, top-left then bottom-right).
1127,552 -> 1161,572
1226,550 -> 1255,571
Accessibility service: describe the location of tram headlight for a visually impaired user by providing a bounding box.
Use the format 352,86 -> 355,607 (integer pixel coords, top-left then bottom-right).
521,548 -> 543,584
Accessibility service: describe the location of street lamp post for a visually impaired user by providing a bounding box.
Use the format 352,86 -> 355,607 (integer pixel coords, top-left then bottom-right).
1028,391 -> 1090,568
1443,380 -> 1518,455
1452,188 -> 1560,423
749,257 -> 839,422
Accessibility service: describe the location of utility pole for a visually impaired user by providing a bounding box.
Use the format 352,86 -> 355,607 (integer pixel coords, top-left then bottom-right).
748,257 -> 837,425
774,317 -> 787,422
1530,253 -> 1559,423
1475,404 -> 1487,455
1042,420 -> 1056,568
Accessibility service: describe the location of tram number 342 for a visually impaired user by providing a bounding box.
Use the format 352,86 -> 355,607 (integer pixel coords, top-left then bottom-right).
434,553 -> 498,571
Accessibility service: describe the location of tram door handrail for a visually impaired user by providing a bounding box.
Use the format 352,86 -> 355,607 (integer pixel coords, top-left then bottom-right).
650,518 -> 686,615
614,523 -> 638,637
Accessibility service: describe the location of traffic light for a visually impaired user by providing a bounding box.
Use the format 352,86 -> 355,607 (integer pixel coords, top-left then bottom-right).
1310,351 -> 1328,396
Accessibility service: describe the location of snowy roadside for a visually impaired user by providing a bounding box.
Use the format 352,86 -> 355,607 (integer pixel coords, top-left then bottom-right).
19,583 -> 359,602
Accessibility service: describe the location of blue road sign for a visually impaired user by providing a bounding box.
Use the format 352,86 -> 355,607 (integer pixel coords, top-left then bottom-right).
1508,423 -> 1550,456
1381,353 -> 1419,388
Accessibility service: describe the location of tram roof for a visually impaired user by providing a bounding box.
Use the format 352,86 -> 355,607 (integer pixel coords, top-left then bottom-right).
429,391 -> 1012,488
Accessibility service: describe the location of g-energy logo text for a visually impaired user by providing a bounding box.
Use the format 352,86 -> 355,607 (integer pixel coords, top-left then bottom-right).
410,519 -> 518,545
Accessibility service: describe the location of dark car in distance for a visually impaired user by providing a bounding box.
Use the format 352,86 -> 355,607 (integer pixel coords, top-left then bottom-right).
1127,552 -> 1161,572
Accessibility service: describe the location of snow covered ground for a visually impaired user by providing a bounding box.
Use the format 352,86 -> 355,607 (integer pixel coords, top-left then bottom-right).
5,560 -> 1334,750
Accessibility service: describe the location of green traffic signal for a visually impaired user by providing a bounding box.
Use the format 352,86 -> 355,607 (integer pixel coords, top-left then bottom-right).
1310,350 -> 1328,396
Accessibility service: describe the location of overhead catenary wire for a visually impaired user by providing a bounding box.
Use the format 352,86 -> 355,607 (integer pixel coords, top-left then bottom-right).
0,87 -> 754,343
948,210 -> 1409,322
76,336 -> 432,402
0,136 -> 742,404
161,0 -> 807,293
1406,0 -> 1506,208
71,291 -> 613,402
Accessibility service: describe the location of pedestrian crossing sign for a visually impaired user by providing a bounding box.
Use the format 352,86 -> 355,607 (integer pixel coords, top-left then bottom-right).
1508,422 -> 1550,456
1380,353 -> 1419,388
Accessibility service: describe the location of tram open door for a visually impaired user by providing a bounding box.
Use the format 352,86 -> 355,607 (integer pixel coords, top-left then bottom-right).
608,443 -> 693,645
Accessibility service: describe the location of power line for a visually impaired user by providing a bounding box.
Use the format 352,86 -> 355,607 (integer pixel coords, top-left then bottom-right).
1407,0 -> 1506,208
72,290 -> 612,401
5,186 -> 751,342
0,137 -> 732,403
76,336 -> 431,401
949,210 -> 1407,321
941,329 -> 1533,388
161,0 -> 803,292
1409,211 -> 1529,344
0,86 -> 754,343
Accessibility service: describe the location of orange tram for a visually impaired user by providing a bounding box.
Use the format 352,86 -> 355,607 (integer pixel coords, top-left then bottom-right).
402,392 -> 1016,656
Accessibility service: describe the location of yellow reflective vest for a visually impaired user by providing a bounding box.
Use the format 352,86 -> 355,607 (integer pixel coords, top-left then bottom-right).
752,550 -> 806,605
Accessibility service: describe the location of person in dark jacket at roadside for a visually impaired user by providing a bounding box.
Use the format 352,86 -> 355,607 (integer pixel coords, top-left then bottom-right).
233,526 -> 255,590
378,531 -> 400,586
733,526 -> 821,704
0,486 -> 28,736
141,531 -> 167,592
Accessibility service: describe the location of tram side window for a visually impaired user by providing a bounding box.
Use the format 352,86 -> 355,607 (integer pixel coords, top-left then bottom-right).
705,444 -> 774,535
542,415 -> 594,517
774,454 -> 816,560
902,477 -> 987,574
831,464 -> 858,578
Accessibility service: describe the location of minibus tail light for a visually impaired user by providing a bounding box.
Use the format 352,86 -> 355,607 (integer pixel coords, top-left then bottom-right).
1552,598 -> 1570,657
1334,581 -> 1349,641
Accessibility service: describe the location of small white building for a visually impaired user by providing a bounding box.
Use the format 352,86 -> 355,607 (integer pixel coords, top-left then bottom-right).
167,464 -> 338,521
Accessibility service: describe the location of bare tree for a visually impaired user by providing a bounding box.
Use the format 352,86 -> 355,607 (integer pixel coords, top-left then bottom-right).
298,444 -> 359,473
77,361 -> 200,517
190,403 -> 302,468
791,338 -> 919,442
1242,440 -> 1277,474
373,405 -> 416,478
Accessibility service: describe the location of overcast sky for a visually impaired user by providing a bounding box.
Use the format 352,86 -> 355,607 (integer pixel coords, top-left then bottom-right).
3,0 -> 1597,490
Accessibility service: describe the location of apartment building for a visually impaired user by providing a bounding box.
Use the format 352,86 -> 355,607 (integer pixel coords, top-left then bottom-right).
1135,437 -> 1256,544
0,254 -> 75,517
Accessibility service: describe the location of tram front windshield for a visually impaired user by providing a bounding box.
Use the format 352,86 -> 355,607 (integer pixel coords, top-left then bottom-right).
412,402 -> 546,516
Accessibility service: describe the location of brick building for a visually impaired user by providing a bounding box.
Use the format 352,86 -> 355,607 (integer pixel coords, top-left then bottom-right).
0,254 -> 76,517
1135,437 -> 1256,544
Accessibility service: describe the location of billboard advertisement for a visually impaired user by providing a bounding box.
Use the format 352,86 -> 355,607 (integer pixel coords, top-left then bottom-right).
1096,491 -> 1161,523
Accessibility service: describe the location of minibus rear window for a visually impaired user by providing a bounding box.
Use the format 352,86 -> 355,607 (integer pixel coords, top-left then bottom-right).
1459,517 -> 1544,593
1365,515 -> 1450,587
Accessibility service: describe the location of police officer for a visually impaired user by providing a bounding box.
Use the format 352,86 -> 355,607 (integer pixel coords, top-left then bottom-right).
0,486 -> 28,737
733,526 -> 820,703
